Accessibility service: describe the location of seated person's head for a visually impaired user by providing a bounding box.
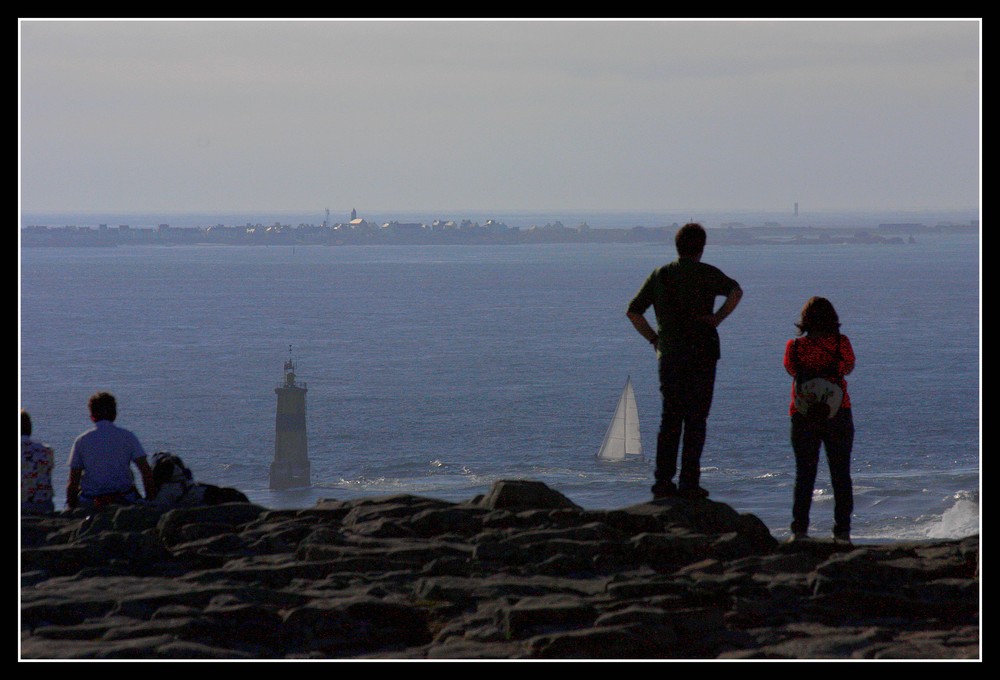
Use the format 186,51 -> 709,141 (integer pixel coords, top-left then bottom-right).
88,392 -> 117,422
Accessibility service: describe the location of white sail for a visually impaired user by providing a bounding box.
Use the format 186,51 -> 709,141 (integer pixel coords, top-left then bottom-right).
596,376 -> 643,462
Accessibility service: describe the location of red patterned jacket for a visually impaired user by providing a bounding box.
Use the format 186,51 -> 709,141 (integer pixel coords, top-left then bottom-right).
783,334 -> 856,416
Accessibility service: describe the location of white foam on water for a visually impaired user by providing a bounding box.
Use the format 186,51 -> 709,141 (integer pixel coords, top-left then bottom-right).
926,491 -> 980,539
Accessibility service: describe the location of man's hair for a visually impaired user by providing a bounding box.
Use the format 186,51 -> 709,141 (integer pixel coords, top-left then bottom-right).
21,409 -> 31,437
795,296 -> 842,336
88,392 -> 117,422
675,222 -> 707,258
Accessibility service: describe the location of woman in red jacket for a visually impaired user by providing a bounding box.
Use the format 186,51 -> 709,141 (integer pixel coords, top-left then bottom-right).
784,297 -> 856,544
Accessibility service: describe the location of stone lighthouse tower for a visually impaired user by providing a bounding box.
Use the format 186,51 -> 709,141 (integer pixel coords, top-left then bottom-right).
269,346 -> 311,489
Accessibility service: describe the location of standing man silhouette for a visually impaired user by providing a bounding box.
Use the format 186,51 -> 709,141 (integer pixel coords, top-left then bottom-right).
627,223 -> 742,500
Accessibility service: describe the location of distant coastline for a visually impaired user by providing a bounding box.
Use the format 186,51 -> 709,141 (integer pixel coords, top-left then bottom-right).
19,213 -> 978,248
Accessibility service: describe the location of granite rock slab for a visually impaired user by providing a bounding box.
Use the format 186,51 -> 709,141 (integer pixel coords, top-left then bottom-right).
20,479 -> 979,660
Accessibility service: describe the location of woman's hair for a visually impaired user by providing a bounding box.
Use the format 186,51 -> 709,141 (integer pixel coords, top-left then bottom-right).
795,296 -> 841,336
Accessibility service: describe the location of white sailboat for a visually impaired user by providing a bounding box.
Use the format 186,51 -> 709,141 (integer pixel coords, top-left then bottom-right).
596,376 -> 643,462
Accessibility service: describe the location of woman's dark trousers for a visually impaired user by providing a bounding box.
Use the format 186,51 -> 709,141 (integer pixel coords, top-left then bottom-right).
790,408 -> 854,538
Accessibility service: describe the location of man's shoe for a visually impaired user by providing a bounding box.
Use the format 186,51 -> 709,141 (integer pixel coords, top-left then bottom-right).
678,486 -> 710,500
651,482 -> 678,499
785,532 -> 808,543
832,533 -> 853,546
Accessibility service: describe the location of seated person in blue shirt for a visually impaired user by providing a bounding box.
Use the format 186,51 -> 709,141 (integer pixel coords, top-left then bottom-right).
65,392 -> 155,509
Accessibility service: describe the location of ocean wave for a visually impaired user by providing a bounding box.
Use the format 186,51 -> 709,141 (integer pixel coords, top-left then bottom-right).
926,490 -> 979,539
858,489 -> 980,542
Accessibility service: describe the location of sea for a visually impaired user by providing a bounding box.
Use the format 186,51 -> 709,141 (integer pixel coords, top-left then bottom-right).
18,210 -> 981,544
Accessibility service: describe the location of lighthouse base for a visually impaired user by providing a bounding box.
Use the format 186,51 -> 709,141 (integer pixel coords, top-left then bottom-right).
269,459 -> 311,490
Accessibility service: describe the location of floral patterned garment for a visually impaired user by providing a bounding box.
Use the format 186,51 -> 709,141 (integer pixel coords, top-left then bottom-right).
21,437 -> 54,506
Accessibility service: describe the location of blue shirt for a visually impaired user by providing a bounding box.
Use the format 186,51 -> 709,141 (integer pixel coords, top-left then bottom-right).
67,420 -> 146,496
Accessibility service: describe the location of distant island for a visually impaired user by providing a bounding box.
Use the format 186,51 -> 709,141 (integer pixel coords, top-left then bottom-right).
20,212 -> 977,248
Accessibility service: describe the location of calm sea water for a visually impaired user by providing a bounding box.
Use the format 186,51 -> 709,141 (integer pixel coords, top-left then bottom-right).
18,227 -> 980,543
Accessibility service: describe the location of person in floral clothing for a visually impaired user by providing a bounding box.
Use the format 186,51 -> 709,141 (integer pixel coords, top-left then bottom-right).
21,409 -> 54,514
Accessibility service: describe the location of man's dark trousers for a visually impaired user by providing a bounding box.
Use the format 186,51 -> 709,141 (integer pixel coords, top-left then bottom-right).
653,353 -> 717,494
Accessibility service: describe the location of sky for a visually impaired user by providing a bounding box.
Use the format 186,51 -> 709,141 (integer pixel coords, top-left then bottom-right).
18,19 -> 981,217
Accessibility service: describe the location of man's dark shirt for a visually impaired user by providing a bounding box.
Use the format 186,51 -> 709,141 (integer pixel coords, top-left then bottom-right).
627,257 -> 740,362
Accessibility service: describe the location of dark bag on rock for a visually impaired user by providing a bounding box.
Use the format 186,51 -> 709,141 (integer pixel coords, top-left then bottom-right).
150,451 -> 249,507
202,485 -> 250,504
151,451 -> 193,488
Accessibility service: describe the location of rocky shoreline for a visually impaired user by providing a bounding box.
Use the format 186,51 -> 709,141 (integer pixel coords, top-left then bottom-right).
20,480 -> 979,660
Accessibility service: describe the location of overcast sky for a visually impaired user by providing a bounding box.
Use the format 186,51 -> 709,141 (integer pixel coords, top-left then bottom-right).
18,19 -> 980,216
